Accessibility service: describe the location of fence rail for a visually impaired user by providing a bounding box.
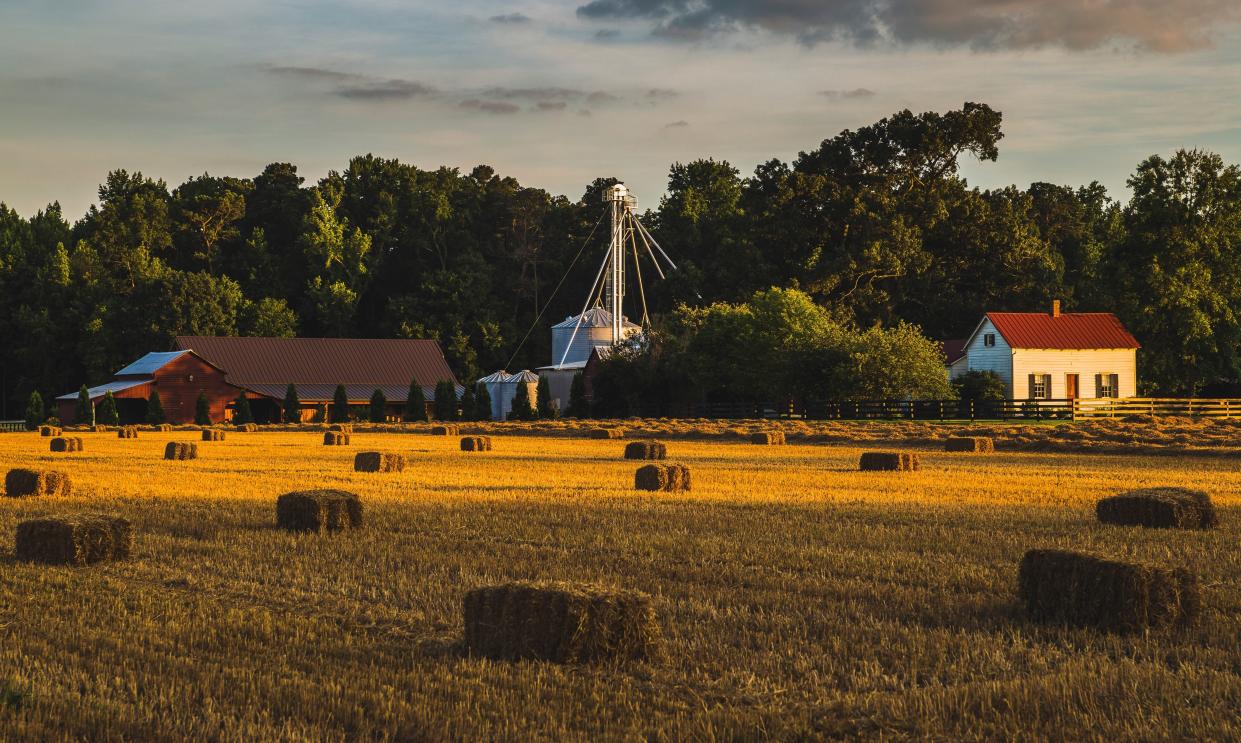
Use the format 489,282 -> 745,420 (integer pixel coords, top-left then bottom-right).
0,420 -> 27,432
687,398 -> 1240,421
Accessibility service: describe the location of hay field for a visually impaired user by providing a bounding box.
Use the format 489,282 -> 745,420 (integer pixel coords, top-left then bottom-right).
0,429 -> 1239,741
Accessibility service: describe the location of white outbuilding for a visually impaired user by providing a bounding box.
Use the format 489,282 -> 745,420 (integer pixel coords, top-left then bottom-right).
476,369 -> 540,421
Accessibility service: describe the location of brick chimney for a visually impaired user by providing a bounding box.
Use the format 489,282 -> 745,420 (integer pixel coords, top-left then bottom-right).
1052,299 -> 1061,318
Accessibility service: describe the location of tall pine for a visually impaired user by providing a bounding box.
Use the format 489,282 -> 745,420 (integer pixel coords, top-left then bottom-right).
24,391 -> 43,431
75,385 -> 93,425
433,381 -> 456,421
195,391 -> 212,425
331,385 -> 350,423
282,383 -> 300,423
474,382 -> 493,421
567,373 -> 589,418
404,379 -> 428,422
146,389 -> 165,424
98,391 -> 120,426
536,376 -> 555,419
234,394 -> 254,424
369,388 -> 387,422
459,382 -> 476,421
509,380 -> 533,421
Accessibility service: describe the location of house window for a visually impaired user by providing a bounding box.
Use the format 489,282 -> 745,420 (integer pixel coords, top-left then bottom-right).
1029,373 -> 1052,399
1097,373 -> 1119,398
984,333 -> 996,347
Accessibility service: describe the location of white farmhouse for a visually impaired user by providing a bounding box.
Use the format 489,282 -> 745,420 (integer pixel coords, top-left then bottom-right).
950,301 -> 1140,399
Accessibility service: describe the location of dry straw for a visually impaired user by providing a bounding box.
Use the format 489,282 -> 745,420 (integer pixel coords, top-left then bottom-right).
460,435 -> 493,452
276,489 -> 363,533
1018,549 -> 1199,633
90,424 -> 109,433
15,514 -> 133,565
154,424 -> 173,432
635,463 -> 692,492
462,582 -> 662,664
1096,487 -> 1218,530
431,424 -> 460,436
39,425 -> 62,437
590,428 -> 625,440
859,451 -> 920,471
49,437 -> 84,453
202,429 -> 226,442
354,451 -> 406,472
116,426 -> 138,439
164,442 -> 199,460
945,436 -> 994,453
5,468 -> 72,498
323,431 -> 350,446
328,423 -> 353,434
236,423 -> 258,433
624,441 -> 667,460
750,431 -> 786,445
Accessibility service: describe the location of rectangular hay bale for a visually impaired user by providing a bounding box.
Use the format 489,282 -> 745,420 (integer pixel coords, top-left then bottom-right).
635,463 -> 691,492
460,435 -> 493,452
624,441 -> 667,460
39,425 -> 62,437
945,436 -> 994,453
1018,549 -> 1199,633
859,451 -> 920,471
1096,487 -> 1218,530
430,424 -> 460,436
116,426 -> 139,439
15,514 -> 133,565
463,582 -> 662,664
5,468 -> 72,498
328,423 -> 354,434
164,441 -> 198,460
323,431 -> 351,446
49,437 -> 84,453
749,431 -> 786,445
354,451 -> 406,472
201,429 -> 226,442
236,422 -> 258,432
276,489 -> 363,532
590,428 -> 625,439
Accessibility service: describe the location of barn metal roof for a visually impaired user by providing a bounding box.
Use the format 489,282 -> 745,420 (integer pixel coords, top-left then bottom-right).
240,383 -> 447,403
985,313 -> 1140,349
114,351 -> 188,376
54,379 -> 152,401
174,336 -> 458,387
551,308 -> 639,330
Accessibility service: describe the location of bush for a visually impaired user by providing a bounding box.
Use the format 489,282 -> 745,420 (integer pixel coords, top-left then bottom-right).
474,382 -> 493,421
460,383 -> 477,421
953,370 -> 1008,402
369,388 -> 387,423
433,381 -> 457,421
567,373 -> 589,418
24,391 -> 43,432
536,376 -> 556,419
404,379 -> 429,422
146,389 -> 166,424
282,383 -> 300,423
509,381 -> 534,421
233,394 -> 253,424
194,391 -> 212,426
331,385 -> 349,423
97,391 -> 120,426
74,385 -> 93,425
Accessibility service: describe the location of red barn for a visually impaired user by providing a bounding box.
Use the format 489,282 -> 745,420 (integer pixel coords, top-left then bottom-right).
56,337 -> 459,425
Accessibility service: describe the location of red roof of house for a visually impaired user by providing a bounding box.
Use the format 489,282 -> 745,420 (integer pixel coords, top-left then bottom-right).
985,313 -> 1140,349
942,339 -> 967,364
174,336 -> 459,388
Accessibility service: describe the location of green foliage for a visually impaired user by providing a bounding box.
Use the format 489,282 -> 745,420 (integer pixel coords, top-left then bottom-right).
474,382 -> 493,421
567,373 -> 589,419
369,388 -> 387,423
404,380 -> 429,422
195,390 -> 212,425
848,323 -> 954,400
24,391 -> 43,431
433,381 -> 457,421
331,385 -> 349,423
508,380 -> 534,421
459,382 -> 477,421
535,376 -> 556,419
953,370 -> 1008,402
243,297 -> 298,337
75,385 -> 93,425
97,391 -> 120,426
233,394 -> 253,424
146,389 -> 165,424
282,383 -> 300,423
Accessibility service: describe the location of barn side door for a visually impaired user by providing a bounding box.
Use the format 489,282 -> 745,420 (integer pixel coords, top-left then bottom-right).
1065,374 -> 1079,400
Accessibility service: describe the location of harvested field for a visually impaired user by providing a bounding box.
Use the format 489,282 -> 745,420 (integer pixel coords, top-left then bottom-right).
0,430 -> 1238,740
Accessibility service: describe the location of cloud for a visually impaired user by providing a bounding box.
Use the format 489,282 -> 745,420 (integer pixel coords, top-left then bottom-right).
646,88 -> 679,100
265,65 -> 365,83
460,99 -> 521,114
535,100 -> 568,111
594,28 -> 621,40
489,12 -> 532,24
481,86 -> 583,100
587,90 -> 620,103
337,79 -> 436,101
663,119 -> 689,128
821,87 -> 875,99
574,0 -> 1241,52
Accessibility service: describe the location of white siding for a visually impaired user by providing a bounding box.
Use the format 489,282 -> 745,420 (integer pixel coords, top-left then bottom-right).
947,356 -> 969,380
964,318 -> 1014,394
1011,349 -> 1137,399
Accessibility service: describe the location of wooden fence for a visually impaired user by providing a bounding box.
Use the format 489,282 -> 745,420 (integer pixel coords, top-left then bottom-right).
689,398 -> 1240,422
0,420 -> 27,432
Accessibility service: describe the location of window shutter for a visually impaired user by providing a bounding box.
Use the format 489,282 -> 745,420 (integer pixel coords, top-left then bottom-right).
1110,374 -> 1119,398
1095,374 -> 1103,398
1028,374 -> 1036,400
1043,374 -> 1053,399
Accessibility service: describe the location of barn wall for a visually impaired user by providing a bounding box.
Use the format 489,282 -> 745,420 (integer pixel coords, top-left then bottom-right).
1011,349 -> 1137,399
964,317 -> 1014,393
151,354 -> 237,424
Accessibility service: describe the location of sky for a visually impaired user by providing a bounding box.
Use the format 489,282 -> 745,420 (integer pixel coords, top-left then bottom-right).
2,0 -> 1241,219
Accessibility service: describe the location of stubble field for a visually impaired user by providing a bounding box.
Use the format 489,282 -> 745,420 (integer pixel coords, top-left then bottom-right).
0,428 -> 1238,741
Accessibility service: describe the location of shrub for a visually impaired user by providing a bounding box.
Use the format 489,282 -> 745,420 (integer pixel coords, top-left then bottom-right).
1096,487 -> 1217,529
5,468 -> 72,498
96,391 -> 120,426
15,514 -> 133,565
404,379 -> 429,422
276,490 -> 362,533
624,441 -> 667,460
233,394 -> 254,425
434,381 -> 457,421
146,389 -> 166,424
536,376 -> 556,419
508,381 -> 534,421
331,385 -> 350,423
353,451 -> 406,473
460,435 -> 493,452
74,385 -> 93,426
24,391 -> 44,431
635,463 -> 691,492
164,442 -> 198,460
50,437 -> 84,453
282,383 -> 301,423
945,436 -> 994,453
460,383 -> 477,422
369,388 -> 387,423
194,391 -> 212,426
953,370 -> 1008,402
1018,549 -> 1199,633
567,373 -> 589,419
474,382 -> 493,421
462,582 -> 662,664
859,452 -> 920,471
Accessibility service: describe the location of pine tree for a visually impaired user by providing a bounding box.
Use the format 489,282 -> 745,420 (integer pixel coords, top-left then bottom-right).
282,383 -> 300,423
369,388 -> 387,422
404,379 -> 428,422
509,380 -> 533,421
331,385 -> 350,423
459,382 -> 477,421
474,382 -> 493,421
24,391 -> 43,431
433,380 -> 456,421
146,389 -> 166,424
567,373 -> 590,419
75,385 -> 93,425
195,391 -> 212,425
536,376 -> 555,419
98,391 -> 120,426
234,394 -> 254,424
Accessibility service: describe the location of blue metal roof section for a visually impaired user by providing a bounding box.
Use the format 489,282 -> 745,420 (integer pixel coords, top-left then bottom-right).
114,350 -> 188,376
54,379 -> 151,401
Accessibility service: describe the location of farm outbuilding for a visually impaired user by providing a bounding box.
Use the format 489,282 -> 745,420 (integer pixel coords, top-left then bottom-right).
57,337 -> 460,425
476,369 -> 539,421
953,302 -> 1140,399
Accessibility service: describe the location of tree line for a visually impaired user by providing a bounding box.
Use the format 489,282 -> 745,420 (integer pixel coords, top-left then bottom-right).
1,101 -> 1239,419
